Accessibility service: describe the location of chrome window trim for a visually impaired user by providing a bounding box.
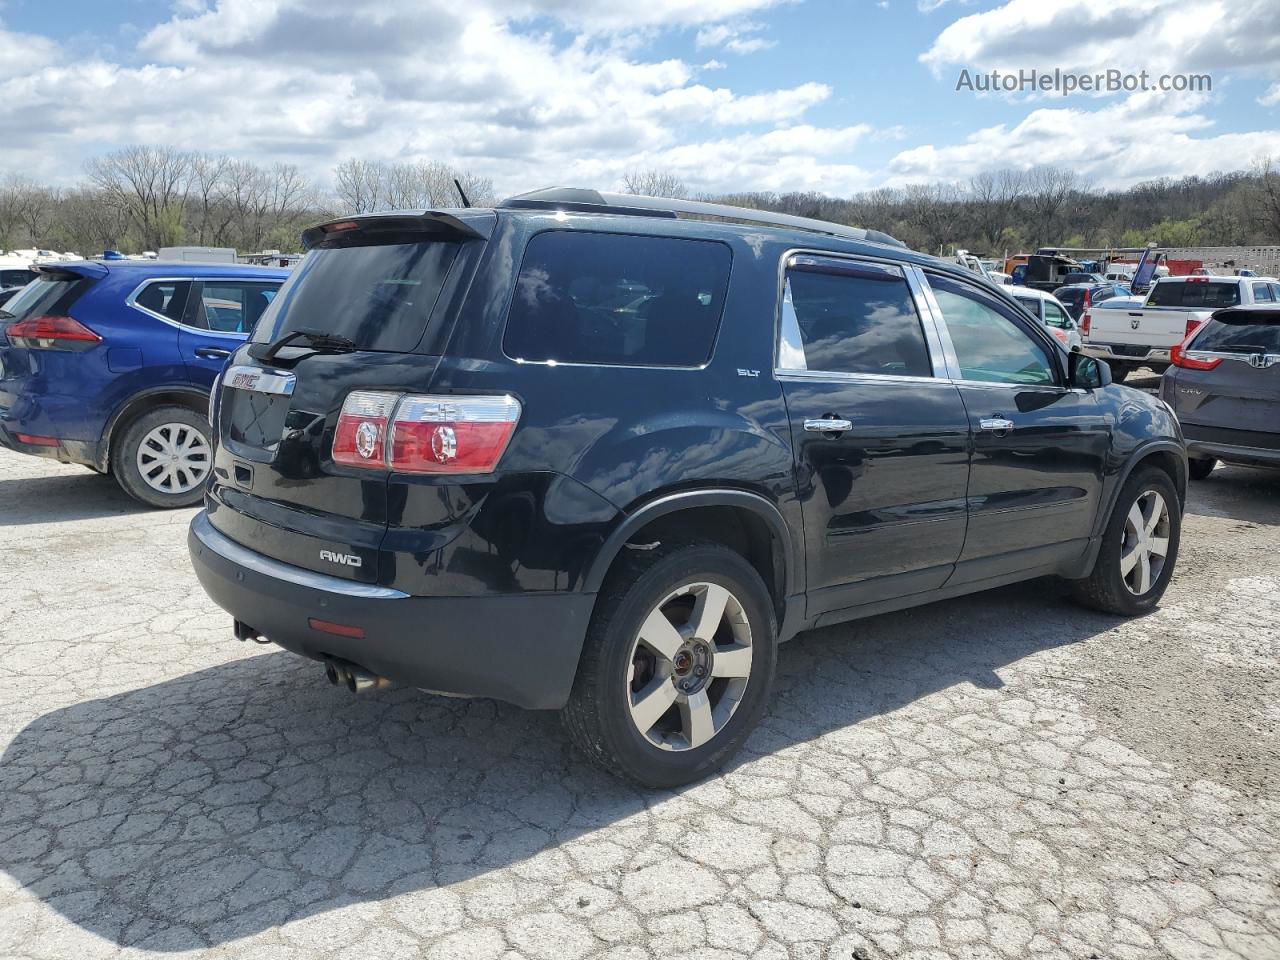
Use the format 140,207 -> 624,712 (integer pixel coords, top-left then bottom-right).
126,276 -> 276,338
774,368 -> 956,386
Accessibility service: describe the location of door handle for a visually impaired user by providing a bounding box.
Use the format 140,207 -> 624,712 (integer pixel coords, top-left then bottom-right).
195,347 -> 232,360
979,417 -> 1015,434
804,418 -> 853,435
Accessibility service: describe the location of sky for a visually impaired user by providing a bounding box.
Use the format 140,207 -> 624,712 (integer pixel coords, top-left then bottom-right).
1,0 -> 1278,198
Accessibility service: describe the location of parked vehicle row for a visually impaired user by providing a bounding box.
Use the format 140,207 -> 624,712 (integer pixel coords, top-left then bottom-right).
0,260 -> 287,505
182,188 -> 1186,787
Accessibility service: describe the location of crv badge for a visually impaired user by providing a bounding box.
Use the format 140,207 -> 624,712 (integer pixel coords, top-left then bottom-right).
319,550 -> 362,568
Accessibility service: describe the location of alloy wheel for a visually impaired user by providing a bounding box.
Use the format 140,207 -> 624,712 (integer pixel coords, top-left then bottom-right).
136,423 -> 211,495
1120,489 -> 1170,595
625,581 -> 753,751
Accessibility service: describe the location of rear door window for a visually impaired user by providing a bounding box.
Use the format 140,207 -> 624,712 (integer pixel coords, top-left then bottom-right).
1147,280 -> 1242,308
1252,282 -> 1274,303
503,231 -> 731,367
778,261 -> 932,377
252,240 -> 460,352
185,281 -> 279,334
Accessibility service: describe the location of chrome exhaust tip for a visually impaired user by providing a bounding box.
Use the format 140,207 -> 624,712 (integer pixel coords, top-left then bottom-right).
324,661 -> 348,687
345,667 -> 390,693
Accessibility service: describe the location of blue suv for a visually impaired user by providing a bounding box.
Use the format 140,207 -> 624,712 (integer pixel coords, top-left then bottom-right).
0,259 -> 288,506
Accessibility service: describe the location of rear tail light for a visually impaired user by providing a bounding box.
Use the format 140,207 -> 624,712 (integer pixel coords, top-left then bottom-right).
1184,316 -> 1204,339
1081,310 -> 1091,336
16,433 -> 59,446
1083,289 -> 1093,311
1170,344 -> 1221,370
332,390 -> 398,468
6,315 -> 101,350
332,392 -> 521,474
389,395 -> 521,474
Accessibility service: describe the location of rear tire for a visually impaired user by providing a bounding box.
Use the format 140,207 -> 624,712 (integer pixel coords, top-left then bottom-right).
562,541 -> 777,788
113,406 -> 212,509
1187,457 -> 1216,481
1070,466 -> 1181,616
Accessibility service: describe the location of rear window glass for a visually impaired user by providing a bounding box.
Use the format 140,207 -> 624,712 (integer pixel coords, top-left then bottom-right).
1147,280 -> 1241,308
1,274 -> 90,322
252,241 -> 459,352
503,231 -> 731,367
1,269 -> 36,288
1191,312 -> 1280,353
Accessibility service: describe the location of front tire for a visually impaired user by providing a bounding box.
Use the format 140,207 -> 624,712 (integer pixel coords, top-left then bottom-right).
113,406 -> 212,509
1070,466 -> 1181,616
562,542 -> 777,788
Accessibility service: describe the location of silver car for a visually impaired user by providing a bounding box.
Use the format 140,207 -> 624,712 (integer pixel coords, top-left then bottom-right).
1161,304 -> 1280,479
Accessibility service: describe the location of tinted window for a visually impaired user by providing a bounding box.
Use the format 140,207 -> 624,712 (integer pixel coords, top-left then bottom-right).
0,269 -> 36,288
1056,289 -> 1083,306
1191,312 -> 1280,353
503,231 -> 731,367
780,263 -> 932,377
187,281 -> 279,334
929,274 -> 1056,385
1147,280 -> 1241,308
1,274 -> 92,322
1044,302 -> 1071,328
253,241 -> 459,352
1013,296 -> 1041,317
134,281 -> 190,322
1252,282 -> 1274,303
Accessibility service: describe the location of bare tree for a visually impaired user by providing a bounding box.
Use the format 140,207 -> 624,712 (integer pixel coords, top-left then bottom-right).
189,154 -> 231,245
967,169 -> 1025,250
622,169 -> 689,199
1250,156 -> 1280,242
54,187 -> 132,253
902,181 -> 962,254
86,146 -> 194,249
1024,166 -> 1083,246
335,158 -> 386,214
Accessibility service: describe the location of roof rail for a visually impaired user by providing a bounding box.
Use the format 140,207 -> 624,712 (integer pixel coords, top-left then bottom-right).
499,187 -> 906,248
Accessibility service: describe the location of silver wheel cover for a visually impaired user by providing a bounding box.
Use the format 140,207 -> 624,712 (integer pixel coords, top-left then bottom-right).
1120,489 -> 1171,595
625,581 -> 753,752
135,422 -> 211,495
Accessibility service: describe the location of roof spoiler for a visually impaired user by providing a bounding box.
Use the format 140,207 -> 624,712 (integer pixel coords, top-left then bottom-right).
34,261 -> 109,280
499,187 -> 906,248
301,210 -> 494,250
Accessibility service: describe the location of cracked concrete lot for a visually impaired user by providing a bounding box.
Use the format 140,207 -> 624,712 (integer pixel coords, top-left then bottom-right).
1,445 -> 1278,960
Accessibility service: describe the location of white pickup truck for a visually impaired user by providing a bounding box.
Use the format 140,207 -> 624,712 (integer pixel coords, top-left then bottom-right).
1082,275 -> 1280,380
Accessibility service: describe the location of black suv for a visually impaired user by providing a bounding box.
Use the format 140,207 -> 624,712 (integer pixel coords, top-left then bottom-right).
189,188 -> 1187,787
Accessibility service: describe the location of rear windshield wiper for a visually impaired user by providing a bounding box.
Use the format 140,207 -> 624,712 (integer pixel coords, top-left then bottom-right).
248,328 -> 357,363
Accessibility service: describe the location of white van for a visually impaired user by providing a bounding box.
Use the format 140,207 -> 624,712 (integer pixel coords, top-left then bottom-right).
156,246 -> 238,264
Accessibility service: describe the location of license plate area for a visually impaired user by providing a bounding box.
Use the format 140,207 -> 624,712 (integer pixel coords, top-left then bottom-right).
220,364 -> 295,461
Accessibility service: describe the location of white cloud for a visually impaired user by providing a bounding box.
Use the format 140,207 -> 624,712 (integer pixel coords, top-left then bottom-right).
695,20 -> 776,54
922,0 -> 1280,78
1261,82 -> 1280,106
888,91 -> 1279,187
0,2 -> 850,196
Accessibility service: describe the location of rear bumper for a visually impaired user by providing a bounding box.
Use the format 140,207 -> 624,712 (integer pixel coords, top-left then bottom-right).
1082,342 -> 1171,365
188,511 -> 596,710
0,421 -> 103,469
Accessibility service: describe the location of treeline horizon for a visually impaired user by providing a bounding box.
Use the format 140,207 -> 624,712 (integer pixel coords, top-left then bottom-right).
2,147 -> 1278,258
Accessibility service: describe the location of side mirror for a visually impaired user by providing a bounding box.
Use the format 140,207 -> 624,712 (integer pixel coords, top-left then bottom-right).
1069,352 -> 1111,389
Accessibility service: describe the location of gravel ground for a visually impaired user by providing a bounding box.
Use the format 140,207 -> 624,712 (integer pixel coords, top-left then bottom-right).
1,446 -> 1277,960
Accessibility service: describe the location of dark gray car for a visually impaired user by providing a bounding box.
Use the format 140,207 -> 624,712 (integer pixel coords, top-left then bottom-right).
1162,304 -> 1280,479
